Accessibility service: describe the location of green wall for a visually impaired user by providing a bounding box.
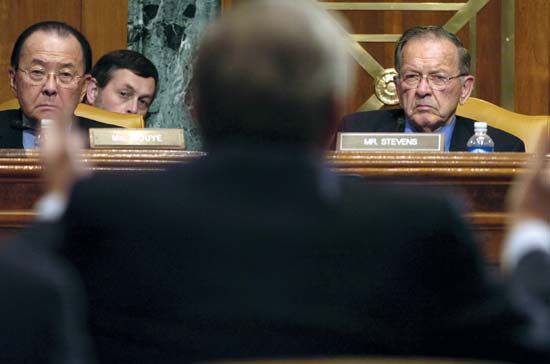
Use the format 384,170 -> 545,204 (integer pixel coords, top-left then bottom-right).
128,0 -> 219,150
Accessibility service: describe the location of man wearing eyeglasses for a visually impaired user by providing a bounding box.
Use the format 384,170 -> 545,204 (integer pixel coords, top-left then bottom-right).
338,26 -> 525,152
0,21 -> 113,149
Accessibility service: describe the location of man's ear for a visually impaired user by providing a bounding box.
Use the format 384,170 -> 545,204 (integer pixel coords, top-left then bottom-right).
459,75 -> 475,105
84,77 -> 98,104
8,67 -> 17,95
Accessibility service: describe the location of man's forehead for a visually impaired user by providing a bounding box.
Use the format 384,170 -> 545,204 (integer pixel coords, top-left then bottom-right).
107,68 -> 156,92
402,37 -> 459,66
19,31 -> 84,66
404,36 -> 459,56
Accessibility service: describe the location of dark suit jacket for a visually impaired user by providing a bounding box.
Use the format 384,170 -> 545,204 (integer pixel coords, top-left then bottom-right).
339,108 -> 525,152
0,223 -> 93,364
55,144 -> 548,363
0,109 -> 116,148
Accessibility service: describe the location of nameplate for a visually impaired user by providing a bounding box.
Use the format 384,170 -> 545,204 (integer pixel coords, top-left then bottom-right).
336,132 -> 444,152
89,128 -> 185,149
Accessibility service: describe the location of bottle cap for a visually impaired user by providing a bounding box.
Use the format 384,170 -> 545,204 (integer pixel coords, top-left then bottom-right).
474,121 -> 487,129
40,119 -> 54,128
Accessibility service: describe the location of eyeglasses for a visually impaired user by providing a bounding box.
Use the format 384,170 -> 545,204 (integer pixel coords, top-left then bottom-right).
17,67 -> 83,88
397,72 -> 468,90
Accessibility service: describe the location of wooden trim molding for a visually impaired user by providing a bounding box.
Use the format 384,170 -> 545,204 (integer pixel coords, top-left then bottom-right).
0,149 -> 539,266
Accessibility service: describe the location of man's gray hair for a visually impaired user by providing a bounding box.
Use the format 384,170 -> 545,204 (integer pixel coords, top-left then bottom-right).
193,0 -> 353,147
394,25 -> 471,75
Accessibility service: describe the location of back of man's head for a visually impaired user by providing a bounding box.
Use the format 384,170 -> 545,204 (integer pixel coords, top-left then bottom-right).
11,21 -> 92,74
193,0 -> 352,149
91,49 -> 158,90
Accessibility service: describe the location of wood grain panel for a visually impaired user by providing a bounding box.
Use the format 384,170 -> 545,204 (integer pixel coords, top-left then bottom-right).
475,0 -> 501,104
82,0 -> 128,64
332,4 -> 471,114
221,0 -> 234,9
515,0 -> 550,115
223,0 -> 550,115
0,149 -> 534,267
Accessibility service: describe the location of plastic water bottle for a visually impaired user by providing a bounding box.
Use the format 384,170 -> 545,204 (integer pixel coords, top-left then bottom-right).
467,122 -> 494,153
36,119 -> 53,147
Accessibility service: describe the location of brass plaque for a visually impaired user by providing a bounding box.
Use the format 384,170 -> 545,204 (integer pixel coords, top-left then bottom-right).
337,132 -> 444,152
89,128 -> 185,149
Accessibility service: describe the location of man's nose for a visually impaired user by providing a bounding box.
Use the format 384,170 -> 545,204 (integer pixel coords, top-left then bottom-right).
126,98 -> 139,114
41,73 -> 58,96
415,76 -> 432,96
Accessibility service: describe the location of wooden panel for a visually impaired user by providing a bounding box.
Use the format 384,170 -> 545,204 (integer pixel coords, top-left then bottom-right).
0,0 -> 128,103
0,149 -> 535,267
82,0 -> 128,65
221,0 -> 234,9
327,1 -> 476,114
222,0 -> 550,115
220,1 -> 496,115
475,0 -> 501,104
515,0 -> 550,115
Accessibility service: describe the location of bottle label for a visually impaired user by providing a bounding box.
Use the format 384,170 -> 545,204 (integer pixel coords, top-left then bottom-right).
467,146 -> 494,153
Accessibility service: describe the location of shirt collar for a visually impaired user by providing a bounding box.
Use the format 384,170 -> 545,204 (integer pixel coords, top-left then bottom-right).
21,113 -> 38,129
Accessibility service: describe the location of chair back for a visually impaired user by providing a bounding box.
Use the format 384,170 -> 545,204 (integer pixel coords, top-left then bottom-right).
75,103 -> 144,128
0,98 -> 20,112
0,98 -> 144,128
456,97 -> 549,153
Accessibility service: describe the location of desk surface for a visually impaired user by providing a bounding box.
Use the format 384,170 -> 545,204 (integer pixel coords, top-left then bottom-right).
0,149 -> 539,265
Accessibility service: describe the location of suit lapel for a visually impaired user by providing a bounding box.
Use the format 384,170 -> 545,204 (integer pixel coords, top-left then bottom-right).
378,109 -> 406,132
0,109 -> 24,148
450,116 -> 474,151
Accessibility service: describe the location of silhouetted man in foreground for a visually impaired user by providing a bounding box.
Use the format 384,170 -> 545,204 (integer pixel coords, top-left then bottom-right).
34,1 -> 550,363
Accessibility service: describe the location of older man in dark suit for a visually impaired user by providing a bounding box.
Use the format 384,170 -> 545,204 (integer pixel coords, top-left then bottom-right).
0,21 -> 112,149
338,26 -> 525,152
31,1 -> 549,363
